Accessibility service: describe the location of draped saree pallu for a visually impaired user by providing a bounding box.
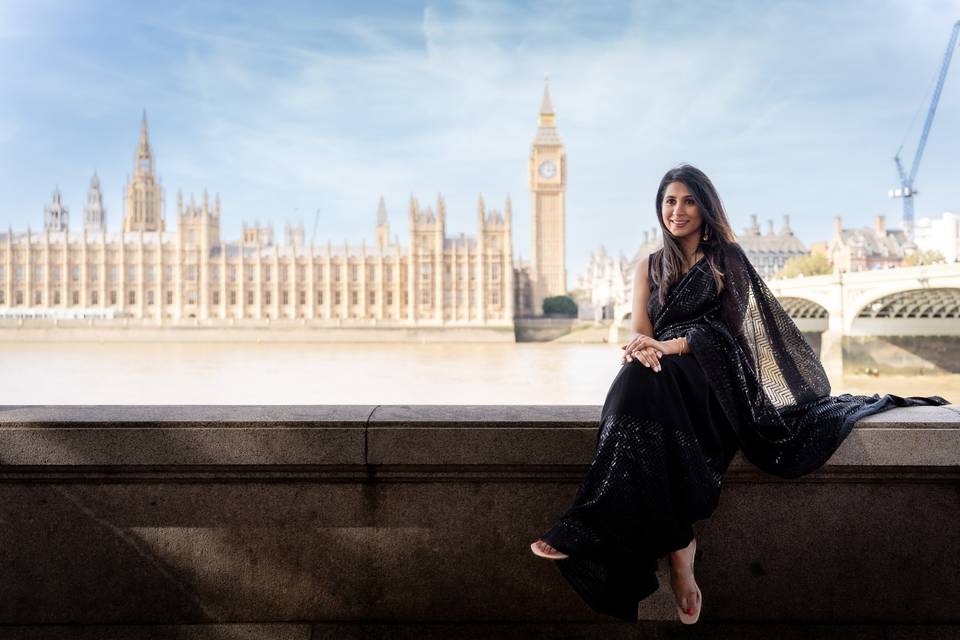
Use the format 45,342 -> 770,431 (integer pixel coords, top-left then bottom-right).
537,242 -> 950,622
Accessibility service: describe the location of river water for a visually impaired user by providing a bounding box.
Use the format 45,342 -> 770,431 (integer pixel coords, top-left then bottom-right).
1,342 -> 956,405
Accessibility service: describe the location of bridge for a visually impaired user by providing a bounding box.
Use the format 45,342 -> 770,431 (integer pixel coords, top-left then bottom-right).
612,262 -> 960,377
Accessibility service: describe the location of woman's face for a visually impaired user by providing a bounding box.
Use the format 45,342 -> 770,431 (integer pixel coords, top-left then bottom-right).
661,181 -> 704,241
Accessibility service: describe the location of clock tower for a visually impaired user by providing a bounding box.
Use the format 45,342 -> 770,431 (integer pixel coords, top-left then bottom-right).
529,76 -> 567,315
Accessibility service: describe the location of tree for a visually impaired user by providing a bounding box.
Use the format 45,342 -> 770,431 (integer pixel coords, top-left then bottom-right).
775,253 -> 832,278
902,250 -> 945,266
543,295 -> 578,317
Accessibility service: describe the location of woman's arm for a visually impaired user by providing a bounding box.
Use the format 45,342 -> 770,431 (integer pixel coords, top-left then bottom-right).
630,255 -> 654,338
624,255 -> 690,360
621,256 -> 662,368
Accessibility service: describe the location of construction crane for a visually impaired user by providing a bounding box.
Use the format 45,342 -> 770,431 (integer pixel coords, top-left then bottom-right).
889,20 -> 960,240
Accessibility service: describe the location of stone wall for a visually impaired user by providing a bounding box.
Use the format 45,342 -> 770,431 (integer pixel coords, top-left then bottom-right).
0,404 -> 957,637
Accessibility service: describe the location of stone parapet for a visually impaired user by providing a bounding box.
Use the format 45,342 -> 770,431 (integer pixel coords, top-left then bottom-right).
0,404 -> 957,636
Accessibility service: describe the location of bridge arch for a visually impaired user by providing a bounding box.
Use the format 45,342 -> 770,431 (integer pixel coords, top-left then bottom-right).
765,274 -> 837,320
606,304 -> 634,343
849,287 -> 960,336
778,296 -> 829,332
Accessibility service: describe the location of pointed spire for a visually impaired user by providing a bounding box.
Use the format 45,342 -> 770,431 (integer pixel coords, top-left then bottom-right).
140,109 -> 149,145
540,73 -> 555,115
436,193 -> 446,220
138,110 -> 152,165
133,109 -> 154,180
477,193 -> 486,217
534,75 -> 560,139
408,195 -> 418,222
377,195 -> 388,226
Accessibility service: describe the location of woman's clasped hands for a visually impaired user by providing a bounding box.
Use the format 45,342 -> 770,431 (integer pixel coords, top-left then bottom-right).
620,334 -> 671,372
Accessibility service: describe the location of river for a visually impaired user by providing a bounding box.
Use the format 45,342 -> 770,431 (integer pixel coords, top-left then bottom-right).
1,342 -> 956,405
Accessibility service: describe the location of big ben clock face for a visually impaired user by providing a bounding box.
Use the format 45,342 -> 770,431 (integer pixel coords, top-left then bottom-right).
538,160 -> 557,180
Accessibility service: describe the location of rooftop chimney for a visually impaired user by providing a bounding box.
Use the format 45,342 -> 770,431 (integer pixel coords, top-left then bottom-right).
767,220 -> 775,235
875,214 -> 886,235
782,215 -> 792,234
834,215 -> 842,237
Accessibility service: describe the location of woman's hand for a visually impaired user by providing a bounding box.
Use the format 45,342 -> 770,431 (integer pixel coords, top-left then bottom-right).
621,345 -> 662,371
635,334 -> 686,357
621,334 -> 685,371
621,333 -> 654,356
621,334 -> 666,371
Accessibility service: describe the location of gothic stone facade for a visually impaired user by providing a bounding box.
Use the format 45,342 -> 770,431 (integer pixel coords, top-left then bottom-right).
0,86 -> 571,324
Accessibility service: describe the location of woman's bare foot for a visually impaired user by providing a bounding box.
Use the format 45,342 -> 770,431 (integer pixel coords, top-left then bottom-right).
668,537 -> 700,618
530,539 -> 569,560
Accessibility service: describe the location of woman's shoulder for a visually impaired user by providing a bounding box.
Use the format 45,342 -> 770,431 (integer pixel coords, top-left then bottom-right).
634,248 -> 662,274
633,248 -> 661,293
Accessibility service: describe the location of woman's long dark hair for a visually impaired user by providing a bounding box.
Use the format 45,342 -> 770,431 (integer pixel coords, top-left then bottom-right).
652,164 -> 737,303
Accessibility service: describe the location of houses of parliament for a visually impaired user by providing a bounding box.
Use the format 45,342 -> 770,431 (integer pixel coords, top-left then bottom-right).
0,82 -> 568,327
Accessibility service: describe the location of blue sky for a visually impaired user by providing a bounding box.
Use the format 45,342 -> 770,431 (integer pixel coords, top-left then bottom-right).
1,0 -> 958,285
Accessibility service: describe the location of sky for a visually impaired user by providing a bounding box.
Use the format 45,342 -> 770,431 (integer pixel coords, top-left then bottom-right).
1,0 -> 959,287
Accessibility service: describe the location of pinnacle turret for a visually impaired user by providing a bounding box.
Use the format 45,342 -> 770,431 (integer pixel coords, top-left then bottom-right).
84,172 -> 106,232
377,195 -> 388,226
44,187 -> 69,232
375,196 -> 390,250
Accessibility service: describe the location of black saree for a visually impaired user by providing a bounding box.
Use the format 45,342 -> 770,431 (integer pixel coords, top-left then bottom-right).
537,241 -> 950,622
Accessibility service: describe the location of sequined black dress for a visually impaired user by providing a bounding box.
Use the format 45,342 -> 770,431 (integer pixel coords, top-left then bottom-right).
538,242 -> 949,622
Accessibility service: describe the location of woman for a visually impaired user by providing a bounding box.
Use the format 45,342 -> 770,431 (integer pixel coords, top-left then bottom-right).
528,164 -> 950,625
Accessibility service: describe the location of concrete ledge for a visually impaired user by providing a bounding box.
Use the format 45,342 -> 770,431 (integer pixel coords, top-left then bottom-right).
0,404 -> 957,628
0,406 -> 372,466
1,404 -> 958,470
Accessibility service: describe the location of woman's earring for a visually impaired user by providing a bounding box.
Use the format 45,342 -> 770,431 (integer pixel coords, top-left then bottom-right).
702,226 -> 710,241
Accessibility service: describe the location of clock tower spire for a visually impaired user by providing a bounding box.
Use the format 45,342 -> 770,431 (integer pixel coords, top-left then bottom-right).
528,75 -> 567,315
